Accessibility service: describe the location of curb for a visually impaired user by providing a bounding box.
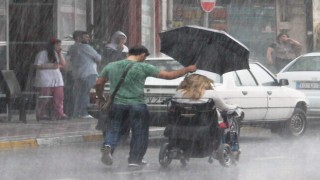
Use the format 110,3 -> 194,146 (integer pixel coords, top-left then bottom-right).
0,133 -> 103,150
0,128 -> 165,150
0,139 -> 39,150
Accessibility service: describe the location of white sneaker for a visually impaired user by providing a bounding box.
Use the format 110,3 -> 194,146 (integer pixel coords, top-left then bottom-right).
80,115 -> 94,119
128,160 -> 147,168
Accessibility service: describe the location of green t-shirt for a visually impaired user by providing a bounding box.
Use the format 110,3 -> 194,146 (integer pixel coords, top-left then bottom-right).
99,59 -> 160,105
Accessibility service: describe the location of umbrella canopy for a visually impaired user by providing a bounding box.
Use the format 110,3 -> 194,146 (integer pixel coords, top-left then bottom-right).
160,25 -> 250,75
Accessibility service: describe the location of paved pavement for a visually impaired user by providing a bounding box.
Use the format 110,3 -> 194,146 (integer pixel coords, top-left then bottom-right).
0,112 -> 165,150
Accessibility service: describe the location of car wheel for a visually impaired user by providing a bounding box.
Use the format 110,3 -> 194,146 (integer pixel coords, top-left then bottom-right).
281,108 -> 307,137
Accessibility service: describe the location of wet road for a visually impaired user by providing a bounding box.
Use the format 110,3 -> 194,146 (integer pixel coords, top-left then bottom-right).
1,122 -> 320,180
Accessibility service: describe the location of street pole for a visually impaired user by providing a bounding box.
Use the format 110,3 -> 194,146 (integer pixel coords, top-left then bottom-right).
203,12 -> 209,28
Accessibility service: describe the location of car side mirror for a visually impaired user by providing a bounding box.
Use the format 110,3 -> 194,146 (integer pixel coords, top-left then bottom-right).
279,79 -> 289,86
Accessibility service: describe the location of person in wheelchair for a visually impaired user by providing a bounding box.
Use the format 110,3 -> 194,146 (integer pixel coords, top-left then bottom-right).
173,74 -> 237,111
159,74 -> 240,167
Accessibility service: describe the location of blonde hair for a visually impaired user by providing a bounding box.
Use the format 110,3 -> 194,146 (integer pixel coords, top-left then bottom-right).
177,74 -> 214,100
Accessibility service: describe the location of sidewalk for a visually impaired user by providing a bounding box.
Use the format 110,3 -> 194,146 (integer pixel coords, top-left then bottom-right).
0,113 -> 165,150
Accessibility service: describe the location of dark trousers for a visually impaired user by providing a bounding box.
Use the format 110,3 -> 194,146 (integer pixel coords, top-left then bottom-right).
104,103 -> 149,163
275,58 -> 292,73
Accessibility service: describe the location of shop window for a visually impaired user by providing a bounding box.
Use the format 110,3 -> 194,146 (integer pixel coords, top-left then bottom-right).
58,0 -> 87,41
141,0 -> 155,56
168,0 -> 227,31
227,0 -> 276,60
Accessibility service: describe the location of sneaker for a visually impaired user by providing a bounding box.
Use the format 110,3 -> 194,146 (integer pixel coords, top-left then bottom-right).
80,115 -> 94,119
128,163 -> 140,168
128,160 -> 147,168
101,145 -> 113,166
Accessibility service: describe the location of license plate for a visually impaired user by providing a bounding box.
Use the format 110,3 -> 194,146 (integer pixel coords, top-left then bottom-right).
296,81 -> 320,89
145,96 -> 168,104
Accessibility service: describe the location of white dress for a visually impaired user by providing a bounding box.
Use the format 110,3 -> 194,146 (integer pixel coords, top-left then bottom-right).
34,50 -> 64,87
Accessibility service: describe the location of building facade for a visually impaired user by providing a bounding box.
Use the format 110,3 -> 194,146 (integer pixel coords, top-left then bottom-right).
0,0 -> 317,90
0,0 -> 162,90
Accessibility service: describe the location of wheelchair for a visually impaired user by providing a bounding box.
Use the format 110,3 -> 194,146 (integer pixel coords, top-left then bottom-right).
158,98 -> 242,168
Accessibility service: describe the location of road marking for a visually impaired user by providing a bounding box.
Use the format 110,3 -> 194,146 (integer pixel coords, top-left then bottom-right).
254,156 -> 288,161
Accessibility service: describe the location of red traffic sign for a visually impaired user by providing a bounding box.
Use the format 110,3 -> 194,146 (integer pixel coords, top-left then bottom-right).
200,0 -> 216,13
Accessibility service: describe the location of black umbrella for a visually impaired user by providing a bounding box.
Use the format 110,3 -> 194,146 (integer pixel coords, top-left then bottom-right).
160,25 -> 250,75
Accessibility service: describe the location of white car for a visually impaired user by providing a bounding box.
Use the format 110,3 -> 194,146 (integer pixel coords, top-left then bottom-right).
143,58 -> 308,137
89,58 -> 309,137
277,52 -> 320,120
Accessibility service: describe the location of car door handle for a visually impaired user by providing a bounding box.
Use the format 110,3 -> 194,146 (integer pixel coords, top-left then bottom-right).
242,91 -> 248,95
267,91 -> 272,95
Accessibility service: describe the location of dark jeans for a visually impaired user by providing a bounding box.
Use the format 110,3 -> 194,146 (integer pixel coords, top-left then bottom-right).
72,74 -> 97,117
104,103 -> 149,164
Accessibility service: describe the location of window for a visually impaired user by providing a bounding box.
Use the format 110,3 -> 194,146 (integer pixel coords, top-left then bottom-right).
228,0 -> 276,60
141,0 -> 155,56
232,72 -> 241,86
235,69 -> 257,86
250,63 -> 277,86
58,0 -> 87,41
287,56 -> 320,72
146,59 -> 183,71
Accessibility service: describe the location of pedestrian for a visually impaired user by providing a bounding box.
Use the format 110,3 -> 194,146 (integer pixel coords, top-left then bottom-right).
95,45 -> 196,168
71,31 -> 101,119
63,30 -> 85,117
34,38 -> 68,120
266,32 -> 302,73
99,31 -> 129,72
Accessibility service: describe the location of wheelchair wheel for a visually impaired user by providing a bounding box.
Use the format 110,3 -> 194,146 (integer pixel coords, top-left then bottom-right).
159,143 -> 172,168
217,144 -> 233,167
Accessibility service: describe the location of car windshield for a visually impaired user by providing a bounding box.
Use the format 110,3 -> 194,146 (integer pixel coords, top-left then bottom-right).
145,59 -> 222,83
286,56 -> 320,72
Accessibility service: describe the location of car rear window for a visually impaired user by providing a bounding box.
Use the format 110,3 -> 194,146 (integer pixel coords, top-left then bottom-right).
286,56 -> 320,71
146,59 -> 184,71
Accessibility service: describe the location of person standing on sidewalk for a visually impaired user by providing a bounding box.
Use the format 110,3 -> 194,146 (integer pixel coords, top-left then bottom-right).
99,31 -> 129,72
71,31 -> 101,119
34,38 -> 68,120
95,45 -> 197,168
64,30 -> 84,117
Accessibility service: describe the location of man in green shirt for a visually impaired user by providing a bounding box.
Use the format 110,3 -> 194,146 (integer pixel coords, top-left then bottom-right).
95,45 -> 196,168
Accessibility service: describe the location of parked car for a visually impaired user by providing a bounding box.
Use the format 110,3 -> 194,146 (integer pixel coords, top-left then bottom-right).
277,52 -> 320,120
89,57 -> 308,137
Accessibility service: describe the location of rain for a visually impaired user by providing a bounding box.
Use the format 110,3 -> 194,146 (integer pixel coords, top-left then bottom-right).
1,0 -> 320,180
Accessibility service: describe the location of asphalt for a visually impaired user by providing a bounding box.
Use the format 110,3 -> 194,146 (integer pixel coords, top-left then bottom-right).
0,111 -> 165,150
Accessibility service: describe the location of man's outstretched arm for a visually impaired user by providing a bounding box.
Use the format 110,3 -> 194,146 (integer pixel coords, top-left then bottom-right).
157,65 -> 197,80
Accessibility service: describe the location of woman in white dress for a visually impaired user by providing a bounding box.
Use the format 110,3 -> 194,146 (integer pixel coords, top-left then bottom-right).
34,38 -> 68,120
